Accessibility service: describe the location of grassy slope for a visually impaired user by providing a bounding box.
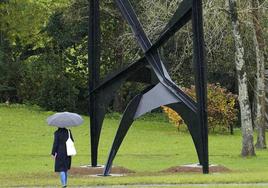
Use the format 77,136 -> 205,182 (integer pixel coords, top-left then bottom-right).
0,105 -> 268,187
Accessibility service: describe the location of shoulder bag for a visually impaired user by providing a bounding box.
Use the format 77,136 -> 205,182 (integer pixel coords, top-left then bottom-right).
66,129 -> 76,156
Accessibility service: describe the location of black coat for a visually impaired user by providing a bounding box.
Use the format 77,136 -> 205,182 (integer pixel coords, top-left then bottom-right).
51,128 -> 74,172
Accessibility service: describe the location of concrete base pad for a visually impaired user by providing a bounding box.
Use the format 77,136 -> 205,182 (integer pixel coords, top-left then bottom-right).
160,163 -> 231,173
69,165 -> 134,176
90,173 -> 125,177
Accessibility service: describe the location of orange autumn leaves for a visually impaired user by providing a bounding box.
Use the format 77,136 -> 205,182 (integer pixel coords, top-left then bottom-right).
162,84 -> 238,133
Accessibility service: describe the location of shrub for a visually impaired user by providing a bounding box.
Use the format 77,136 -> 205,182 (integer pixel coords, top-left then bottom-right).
37,75 -> 79,112
162,83 -> 238,133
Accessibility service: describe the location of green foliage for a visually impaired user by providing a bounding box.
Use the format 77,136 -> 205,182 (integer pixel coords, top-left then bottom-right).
0,0 -> 75,104
0,0 -> 268,115
163,84 -> 238,133
0,0 -> 70,45
17,53 -> 79,112
38,75 -> 78,112
46,8 -> 87,49
205,84 -> 238,133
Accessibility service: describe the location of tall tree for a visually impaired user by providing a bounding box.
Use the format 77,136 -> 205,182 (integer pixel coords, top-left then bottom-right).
251,0 -> 267,149
0,0 -> 71,102
228,0 -> 255,156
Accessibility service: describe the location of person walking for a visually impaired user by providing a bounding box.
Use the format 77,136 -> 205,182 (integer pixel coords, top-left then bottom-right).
51,128 -> 74,187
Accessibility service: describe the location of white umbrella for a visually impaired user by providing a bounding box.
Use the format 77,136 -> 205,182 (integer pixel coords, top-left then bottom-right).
47,112 -> 84,128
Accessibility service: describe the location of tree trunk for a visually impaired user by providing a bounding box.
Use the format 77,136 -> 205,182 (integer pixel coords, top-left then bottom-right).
264,70 -> 268,129
228,0 -> 256,156
251,0 -> 266,149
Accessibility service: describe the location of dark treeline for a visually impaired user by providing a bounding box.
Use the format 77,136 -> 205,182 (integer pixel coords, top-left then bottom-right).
0,0 -> 267,115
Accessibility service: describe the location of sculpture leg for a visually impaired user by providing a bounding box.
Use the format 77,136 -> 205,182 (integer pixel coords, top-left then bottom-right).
89,58 -> 149,167
103,93 -> 143,176
90,92 -> 103,167
90,76 -> 138,167
103,83 -> 192,175
88,0 -> 100,166
192,0 -> 208,173
103,87 -> 206,175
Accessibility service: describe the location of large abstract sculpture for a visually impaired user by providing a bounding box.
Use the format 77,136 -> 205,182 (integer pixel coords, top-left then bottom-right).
88,0 -> 208,175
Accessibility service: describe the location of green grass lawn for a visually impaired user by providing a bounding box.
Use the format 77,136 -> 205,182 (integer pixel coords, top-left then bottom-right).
0,104 -> 268,187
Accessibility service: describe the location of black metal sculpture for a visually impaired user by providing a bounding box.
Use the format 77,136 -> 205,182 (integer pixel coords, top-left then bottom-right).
88,0 -> 208,175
